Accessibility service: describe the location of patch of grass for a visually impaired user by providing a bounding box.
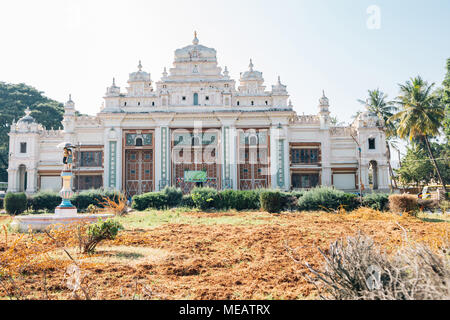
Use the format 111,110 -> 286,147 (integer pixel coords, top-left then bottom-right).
48,246 -> 172,266
417,212 -> 450,223
117,210 -> 283,230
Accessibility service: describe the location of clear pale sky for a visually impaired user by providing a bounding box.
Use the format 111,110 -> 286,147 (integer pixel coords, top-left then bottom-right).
1,0 -> 449,126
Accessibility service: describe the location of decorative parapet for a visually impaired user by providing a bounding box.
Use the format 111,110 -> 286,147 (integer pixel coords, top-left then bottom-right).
330,126 -> 357,137
290,115 -> 320,125
40,129 -> 64,138
75,115 -> 103,127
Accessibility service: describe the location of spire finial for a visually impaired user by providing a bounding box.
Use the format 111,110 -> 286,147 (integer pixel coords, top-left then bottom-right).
25,107 -> 31,116
112,77 -> 116,86
162,67 -> 168,77
193,31 -> 199,45
249,59 -> 254,71
138,60 -> 142,71
322,90 -> 326,97
69,94 -> 72,102
278,76 -> 281,84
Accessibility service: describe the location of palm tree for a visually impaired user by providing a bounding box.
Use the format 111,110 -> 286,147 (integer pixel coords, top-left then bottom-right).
358,89 -> 399,189
391,76 -> 447,195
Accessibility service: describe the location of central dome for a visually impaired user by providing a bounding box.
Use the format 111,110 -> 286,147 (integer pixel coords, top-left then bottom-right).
174,32 -> 217,63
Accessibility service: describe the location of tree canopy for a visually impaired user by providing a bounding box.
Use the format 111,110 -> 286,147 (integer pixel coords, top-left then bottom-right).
0,82 -> 64,181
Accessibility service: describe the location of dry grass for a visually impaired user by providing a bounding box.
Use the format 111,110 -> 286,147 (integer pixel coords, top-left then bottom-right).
0,209 -> 448,300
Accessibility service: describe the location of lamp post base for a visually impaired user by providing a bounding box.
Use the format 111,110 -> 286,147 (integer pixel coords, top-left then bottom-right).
55,207 -> 78,216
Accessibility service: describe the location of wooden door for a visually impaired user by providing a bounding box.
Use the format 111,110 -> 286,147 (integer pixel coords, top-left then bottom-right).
125,150 -> 153,197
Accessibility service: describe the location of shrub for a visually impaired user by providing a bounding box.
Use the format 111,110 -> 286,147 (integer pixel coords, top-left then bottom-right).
297,187 -> 359,212
162,186 -> 183,208
29,191 -> 62,212
362,193 -> 389,211
0,197 -> 3,209
132,192 -> 168,211
180,194 -> 195,208
99,193 -> 128,216
291,191 -> 305,199
4,192 -> 27,215
83,219 -> 123,254
218,190 -> 261,211
71,189 -> 122,211
191,187 -> 218,210
297,233 -> 450,300
260,190 -> 284,213
389,194 -> 418,214
281,192 -> 299,211
418,199 -> 439,211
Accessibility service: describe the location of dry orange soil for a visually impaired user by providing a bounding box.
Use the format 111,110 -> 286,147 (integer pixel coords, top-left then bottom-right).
0,210 -> 448,300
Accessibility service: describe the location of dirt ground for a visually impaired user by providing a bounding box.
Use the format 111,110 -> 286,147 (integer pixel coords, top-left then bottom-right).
0,210 -> 448,300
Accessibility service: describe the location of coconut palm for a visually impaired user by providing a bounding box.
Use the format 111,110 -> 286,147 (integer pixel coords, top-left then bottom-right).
391,76 -> 447,195
358,89 -> 399,189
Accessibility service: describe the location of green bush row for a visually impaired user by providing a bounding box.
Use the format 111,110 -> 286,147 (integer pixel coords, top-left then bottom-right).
297,187 -> 360,212
2,187 -> 391,215
132,187 -> 183,211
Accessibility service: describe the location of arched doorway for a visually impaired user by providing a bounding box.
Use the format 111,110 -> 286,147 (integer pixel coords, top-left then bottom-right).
368,161 -> 378,190
18,164 -> 27,192
193,93 -> 199,106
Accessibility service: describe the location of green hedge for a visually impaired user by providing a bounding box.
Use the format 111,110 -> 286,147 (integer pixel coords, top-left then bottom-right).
297,187 -> 359,211
162,187 -> 183,208
217,190 -> 261,211
28,191 -> 62,212
362,193 -> 389,211
191,187 -> 218,210
260,190 -> 284,213
0,197 -> 3,209
4,192 -> 27,215
180,194 -> 195,208
132,192 -> 168,211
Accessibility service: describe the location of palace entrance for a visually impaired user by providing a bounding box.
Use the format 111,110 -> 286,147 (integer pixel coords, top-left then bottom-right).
172,129 -> 221,194
237,129 -> 270,190
123,130 -> 154,197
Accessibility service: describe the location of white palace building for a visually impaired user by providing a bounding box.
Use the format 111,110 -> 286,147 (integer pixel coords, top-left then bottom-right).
7,33 -> 390,196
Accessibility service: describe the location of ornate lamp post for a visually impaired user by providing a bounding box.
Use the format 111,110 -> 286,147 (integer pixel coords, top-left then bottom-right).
55,143 -> 77,215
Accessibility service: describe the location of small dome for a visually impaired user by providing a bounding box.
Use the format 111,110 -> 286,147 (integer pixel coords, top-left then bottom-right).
129,60 -> 151,82
240,59 -> 263,81
272,76 -> 287,94
17,107 -> 35,124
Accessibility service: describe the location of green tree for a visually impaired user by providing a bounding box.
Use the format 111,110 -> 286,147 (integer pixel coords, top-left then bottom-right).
396,145 -> 436,187
391,76 -> 447,195
442,58 -> 450,141
358,89 -> 399,188
0,82 -> 64,181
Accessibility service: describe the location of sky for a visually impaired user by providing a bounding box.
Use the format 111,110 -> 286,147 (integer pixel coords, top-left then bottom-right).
0,1 -> 449,136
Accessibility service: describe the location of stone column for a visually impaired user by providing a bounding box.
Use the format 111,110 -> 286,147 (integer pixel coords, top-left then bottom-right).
161,126 -> 170,190
270,125 -> 288,190
321,130 -> 332,186
221,125 -> 232,189
105,128 -> 120,191
26,167 -> 37,194
7,168 -> 18,192
155,125 -> 170,191
229,126 -> 238,190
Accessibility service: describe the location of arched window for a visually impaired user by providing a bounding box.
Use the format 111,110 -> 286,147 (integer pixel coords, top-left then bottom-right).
237,101 -> 240,106
193,93 -> 199,106
135,138 -> 143,147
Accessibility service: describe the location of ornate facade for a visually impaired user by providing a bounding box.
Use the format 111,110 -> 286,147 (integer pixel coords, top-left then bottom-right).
7,34 -> 390,195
